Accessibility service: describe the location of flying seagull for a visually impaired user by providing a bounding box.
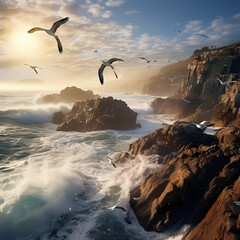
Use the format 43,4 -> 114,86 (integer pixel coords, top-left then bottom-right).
192,121 -> 215,131
24,64 -> 42,74
196,33 -> 209,38
98,58 -> 124,85
109,206 -> 127,213
140,57 -> 151,63
182,98 -> 191,103
171,83 -> 179,87
231,201 -> 240,206
28,17 -> 69,54
109,205 -> 131,224
107,156 -> 116,168
217,77 -> 236,88
173,30 -> 181,34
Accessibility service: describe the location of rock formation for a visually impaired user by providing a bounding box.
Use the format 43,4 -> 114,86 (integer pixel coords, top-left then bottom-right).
53,97 -> 140,132
114,122 -> 240,239
43,86 -> 100,103
151,42 -> 240,126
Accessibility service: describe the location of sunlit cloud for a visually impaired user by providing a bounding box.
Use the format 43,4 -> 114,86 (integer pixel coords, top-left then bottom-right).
124,9 -> 138,15
105,0 -> 126,7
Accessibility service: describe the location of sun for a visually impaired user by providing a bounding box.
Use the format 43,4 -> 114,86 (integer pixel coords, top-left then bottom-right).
9,26 -> 42,58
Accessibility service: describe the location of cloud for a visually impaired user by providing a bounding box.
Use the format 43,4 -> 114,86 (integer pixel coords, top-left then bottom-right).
184,20 -> 202,33
124,9 -> 138,15
233,13 -> 240,19
105,0 -> 126,7
88,3 -> 112,18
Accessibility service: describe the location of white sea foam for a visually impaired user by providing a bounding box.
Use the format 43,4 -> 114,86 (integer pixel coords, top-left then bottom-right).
0,91 -> 180,240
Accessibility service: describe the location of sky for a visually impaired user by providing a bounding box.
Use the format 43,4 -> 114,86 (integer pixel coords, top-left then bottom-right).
1,0 -> 240,90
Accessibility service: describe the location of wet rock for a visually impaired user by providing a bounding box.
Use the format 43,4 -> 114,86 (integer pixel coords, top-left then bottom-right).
54,97 -> 140,132
116,122 -> 240,237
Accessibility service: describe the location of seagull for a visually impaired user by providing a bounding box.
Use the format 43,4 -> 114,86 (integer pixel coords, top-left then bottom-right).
98,58 -> 124,85
182,98 -> 191,103
109,205 -> 127,212
231,201 -> 240,206
193,121 -> 215,131
28,17 -> 69,54
196,33 -> 209,38
173,30 -> 181,34
109,205 -> 131,224
140,57 -> 151,63
107,156 -> 116,168
171,83 -> 179,87
24,64 -> 42,74
217,77 -> 236,88
94,50 -> 98,53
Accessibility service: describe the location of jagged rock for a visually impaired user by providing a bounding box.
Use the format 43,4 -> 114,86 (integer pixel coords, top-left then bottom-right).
52,111 -> 65,124
43,86 -> 100,103
118,123 -> 240,238
128,121 -> 217,156
150,42 -> 240,126
54,97 -> 140,132
185,176 -> 240,240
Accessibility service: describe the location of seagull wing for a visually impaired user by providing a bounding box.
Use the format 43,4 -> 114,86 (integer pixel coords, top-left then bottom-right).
140,57 -> 147,62
115,206 -> 127,212
50,17 -> 69,33
33,68 -> 38,74
98,64 -> 106,85
196,33 -> 209,38
112,69 -> 118,79
28,27 -> 45,33
107,58 -> 124,64
111,162 -> 116,168
54,36 -> 63,54
24,64 -> 31,67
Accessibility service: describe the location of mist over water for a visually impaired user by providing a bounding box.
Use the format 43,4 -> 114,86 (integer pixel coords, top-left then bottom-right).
0,91 -> 187,240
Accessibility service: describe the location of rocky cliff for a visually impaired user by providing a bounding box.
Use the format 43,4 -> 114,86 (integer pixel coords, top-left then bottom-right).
152,42 -> 240,126
52,97 -> 140,132
43,86 -> 100,103
143,58 -> 193,96
114,122 -> 240,239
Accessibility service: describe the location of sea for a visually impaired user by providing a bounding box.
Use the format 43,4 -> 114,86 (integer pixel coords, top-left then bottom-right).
0,90 -> 188,240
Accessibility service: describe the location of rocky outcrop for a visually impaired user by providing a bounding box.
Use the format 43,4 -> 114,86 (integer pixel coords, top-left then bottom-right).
151,43 -> 240,126
43,86 -> 100,103
143,57 -> 193,96
114,122 -> 240,239
53,97 -> 140,132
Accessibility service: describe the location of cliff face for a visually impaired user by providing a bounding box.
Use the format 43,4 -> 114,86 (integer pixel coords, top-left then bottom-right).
143,58 -> 193,96
114,122 -> 240,239
152,43 -> 240,125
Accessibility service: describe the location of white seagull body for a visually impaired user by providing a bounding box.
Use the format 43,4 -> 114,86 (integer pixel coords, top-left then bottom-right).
107,156 -> 116,168
98,58 -> 124,85
193,121 -> 215,131
24,64 -> 42,74
28,17 -> 69,54
183,98 -> 191,103
217,77 -> 236,88
231,201 -> 240,206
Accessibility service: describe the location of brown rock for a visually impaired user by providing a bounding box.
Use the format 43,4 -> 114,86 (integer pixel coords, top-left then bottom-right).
52,111 -> 65,124
43,86 -> 100,103
55,97 -> 140,132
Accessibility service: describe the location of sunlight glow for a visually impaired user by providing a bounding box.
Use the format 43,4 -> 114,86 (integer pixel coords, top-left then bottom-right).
9,27 -> 41,58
